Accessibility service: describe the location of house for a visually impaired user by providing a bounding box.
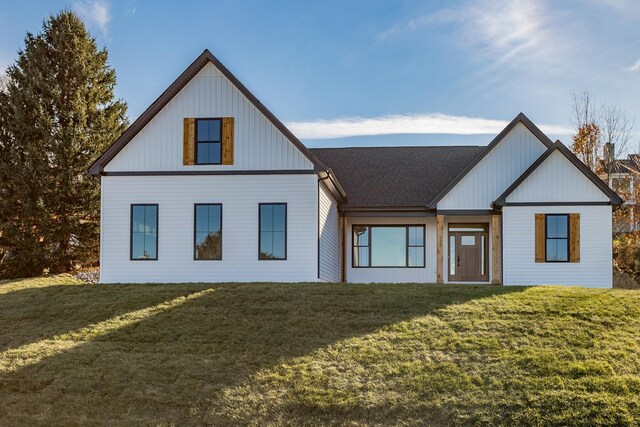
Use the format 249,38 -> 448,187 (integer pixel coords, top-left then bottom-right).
601,143 -> 639,232
89,50 -> 623,287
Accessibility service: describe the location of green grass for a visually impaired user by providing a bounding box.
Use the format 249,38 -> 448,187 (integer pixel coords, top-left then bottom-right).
0,276 -> 639,426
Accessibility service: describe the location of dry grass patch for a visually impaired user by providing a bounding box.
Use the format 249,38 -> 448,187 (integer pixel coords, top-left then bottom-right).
0,276 -> 638,425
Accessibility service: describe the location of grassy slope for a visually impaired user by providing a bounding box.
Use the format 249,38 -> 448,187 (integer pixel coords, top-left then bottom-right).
0,276 -> 638,426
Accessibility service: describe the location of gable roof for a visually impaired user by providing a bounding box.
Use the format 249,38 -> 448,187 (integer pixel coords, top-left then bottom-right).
311,146 -> 484,209
88,49 -> 328,176
492,140 -> 624,207
604,155 -> 640,175
427,113 -> 554,209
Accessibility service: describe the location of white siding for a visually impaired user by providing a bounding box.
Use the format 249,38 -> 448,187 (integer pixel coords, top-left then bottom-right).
105,63 -> 313,172
438,123 -> 548,209
100,174 -> 318,283
507,151 -> 609,203
346,217 -> 437,283
503,205 -> 613,288
318,182 -> 340,282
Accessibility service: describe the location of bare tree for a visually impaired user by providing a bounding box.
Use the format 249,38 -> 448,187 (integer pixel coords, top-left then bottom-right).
570,90 -> 636,167
603,105 -> 635,159
571,90 -> 602,130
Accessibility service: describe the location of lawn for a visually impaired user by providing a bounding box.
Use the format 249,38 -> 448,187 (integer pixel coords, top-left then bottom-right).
0,276 -> 639,426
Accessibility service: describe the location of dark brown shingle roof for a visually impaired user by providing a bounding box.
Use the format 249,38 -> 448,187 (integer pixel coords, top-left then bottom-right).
311,146 -> 485,208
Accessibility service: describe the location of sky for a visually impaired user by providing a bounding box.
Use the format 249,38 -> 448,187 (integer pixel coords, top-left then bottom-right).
1,0 -> 640,150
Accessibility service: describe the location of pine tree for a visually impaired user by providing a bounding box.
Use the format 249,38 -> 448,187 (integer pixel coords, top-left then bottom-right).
0,11 -> 127,278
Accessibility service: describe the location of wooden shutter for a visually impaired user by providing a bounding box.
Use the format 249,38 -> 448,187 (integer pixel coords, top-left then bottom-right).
221,117 -> 234,165
183,118 -> 195,165
535,214 -> 545,263
569,213 -> 580,263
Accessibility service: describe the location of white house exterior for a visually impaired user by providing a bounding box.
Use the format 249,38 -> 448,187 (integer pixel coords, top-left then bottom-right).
89,50 -> 623,287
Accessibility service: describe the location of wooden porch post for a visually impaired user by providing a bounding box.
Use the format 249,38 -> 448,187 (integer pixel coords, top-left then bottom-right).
491,214 -> 502,285
436,215 -> 444,284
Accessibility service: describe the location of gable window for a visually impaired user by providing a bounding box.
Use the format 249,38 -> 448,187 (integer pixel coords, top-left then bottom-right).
131,204 -> 158,260
545,214 -> 569,262
353,225 -> 425,268
195,118 -> 222,164
194,204 -> 222,260
259,203 -> 287,260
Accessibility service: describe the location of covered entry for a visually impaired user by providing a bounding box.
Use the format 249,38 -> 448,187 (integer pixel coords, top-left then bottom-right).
448,223 -> 489,282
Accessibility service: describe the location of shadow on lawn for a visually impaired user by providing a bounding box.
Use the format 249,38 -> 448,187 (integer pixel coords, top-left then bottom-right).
0,282 -> 524,424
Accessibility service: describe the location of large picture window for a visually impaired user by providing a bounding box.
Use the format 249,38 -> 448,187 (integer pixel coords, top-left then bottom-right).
131,204 -> 158,260
195,118 -> 222,164
352,225 -> 425,268
545,214 -> 569,262
259,203 -> 287,260
194,204 -> 222,260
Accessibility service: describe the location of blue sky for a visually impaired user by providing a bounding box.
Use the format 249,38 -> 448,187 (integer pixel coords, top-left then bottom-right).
1,0 -> 640,149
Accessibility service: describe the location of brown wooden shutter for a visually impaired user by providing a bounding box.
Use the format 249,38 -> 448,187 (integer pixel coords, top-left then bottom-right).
183,118 -> 195,165
535,214 -> 545,263
569,213 -> 580,263
221,117 -> 234,165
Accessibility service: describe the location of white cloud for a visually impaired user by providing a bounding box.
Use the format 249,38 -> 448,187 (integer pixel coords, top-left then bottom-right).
73,0 -> 111,36
379,0 -> 571,72
286,113 -> 572,139
626,59 -> 640,72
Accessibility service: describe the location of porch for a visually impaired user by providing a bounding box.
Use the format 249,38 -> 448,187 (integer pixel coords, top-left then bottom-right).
340,210 -> 502,284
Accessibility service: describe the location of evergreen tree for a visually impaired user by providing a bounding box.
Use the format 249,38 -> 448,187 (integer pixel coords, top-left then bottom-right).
0,11 -> 127,278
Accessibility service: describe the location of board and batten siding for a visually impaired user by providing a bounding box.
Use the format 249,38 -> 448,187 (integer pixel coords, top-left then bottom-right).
503,205 -> 613,288
506,150 -> 610,203
105,63 -> 313,172
100,174 -> 318,283
438,123 -> 548,209
318,182 -> 340,282
345,217 -> 437,283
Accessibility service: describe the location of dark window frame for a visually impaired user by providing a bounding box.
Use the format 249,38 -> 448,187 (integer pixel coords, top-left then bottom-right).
258,203 -> 287,261
545,213 -> 570,263
130,204 -> 159,261
193,203 -> 223,261
195,118 -> 222,165
352,224 -> 426,268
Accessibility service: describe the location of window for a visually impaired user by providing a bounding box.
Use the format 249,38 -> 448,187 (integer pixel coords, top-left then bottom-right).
131,204 -> 158,260
195,118 -> 221,164
546,214 -> 569,262
194,204 -> 222,260
352,225 -> 425,268
259,203 -> 286,260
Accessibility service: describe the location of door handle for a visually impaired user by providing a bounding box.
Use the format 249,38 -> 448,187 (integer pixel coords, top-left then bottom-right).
457,255 -> 460,267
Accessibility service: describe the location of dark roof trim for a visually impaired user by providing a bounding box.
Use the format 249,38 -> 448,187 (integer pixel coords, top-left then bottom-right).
437,209 -> 500,216
503,202 -> 612,207
341,206 -> 433,212
318,169 -> 347,203
492,140 -> 624,207
428,113 -> 554,209
343,211 -> 436,218
102,169 -> 315,177
88,49 -> 329,176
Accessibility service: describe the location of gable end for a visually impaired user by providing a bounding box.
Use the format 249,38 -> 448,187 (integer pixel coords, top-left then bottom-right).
428,113 -> 554,208
492,141 -> 624,207
88,49 -> 327,175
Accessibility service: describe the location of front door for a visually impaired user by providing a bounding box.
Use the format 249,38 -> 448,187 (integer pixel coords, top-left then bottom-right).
448,224 -> 489,282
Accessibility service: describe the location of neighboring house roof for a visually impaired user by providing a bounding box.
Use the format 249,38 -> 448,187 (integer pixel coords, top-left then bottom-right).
492,140 -> 624,207
88,49 -> 329,176
604,156 -> 640,175
426,113 -> 554,209
311,146 -> 484,209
